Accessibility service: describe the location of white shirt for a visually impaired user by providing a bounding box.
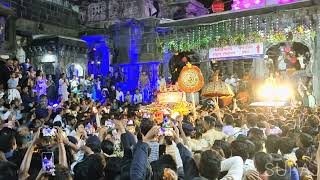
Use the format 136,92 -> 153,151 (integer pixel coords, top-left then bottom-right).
222,125 -> 236,136
308,95 -> 316,108
243,159 -> 256,173
221,156 -> 244,180
79,78 -> 85,84
269,126 -> 282,135
16,47 -> 26,64
185,137 -> 209,152
0,106 -> 5,113
53,114 -> 64,127
59,79 -> 69,95
133,93 -> 143,104
14,109 -> 22,120
65,125 -> 73,136
283,152 -> 297,164
116,90 -> 124,102
96,81 -> 101,90
157,78 -> 166,90
70,79 -> 78,90
225,77 -> 237,87
165,142 -> 183,169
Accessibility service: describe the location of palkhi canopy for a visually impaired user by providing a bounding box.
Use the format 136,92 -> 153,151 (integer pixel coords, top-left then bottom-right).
201,71 -> 234,98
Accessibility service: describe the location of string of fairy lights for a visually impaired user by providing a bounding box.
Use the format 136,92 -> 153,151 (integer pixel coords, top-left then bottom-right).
159,6 -> 320,52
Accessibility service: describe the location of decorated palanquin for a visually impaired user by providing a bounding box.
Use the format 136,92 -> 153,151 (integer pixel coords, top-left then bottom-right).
140,84 -> 192,121
157,84 -> 185,104
141,101 -> 192,118
141,63 -> 204,122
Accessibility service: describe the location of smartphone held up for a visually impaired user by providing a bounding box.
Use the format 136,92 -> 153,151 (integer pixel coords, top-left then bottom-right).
42,127 -> 57,137
42,152 -> 55,175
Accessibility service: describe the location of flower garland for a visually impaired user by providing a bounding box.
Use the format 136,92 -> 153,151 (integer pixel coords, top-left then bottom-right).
161,26 -> 316,52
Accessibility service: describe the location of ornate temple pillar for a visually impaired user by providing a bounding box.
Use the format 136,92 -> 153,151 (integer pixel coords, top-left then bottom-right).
195,49 -> 210,104
225,60 -> 233,76
313,30 -> 320,104
163,49 -> 173,81
251,57 -> 267,80
198,49 -> 211,82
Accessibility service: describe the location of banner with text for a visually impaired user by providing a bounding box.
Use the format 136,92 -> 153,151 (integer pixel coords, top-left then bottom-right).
209,43 -> 264,59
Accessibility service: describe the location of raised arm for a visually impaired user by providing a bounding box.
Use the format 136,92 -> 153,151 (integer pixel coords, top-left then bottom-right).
114,120 -> 132,159
176,116 -> 188,145
130,142 -> 150,180
95,110 -> 102,128
19,128 -> 40,180
57,128 -> 68,167
130,126 -> 160,180
213,100 -> 223,125
98,126 -> 108,142
0,151 -> 7,161
173,128 -> 197,180
220,156 -> 244,180
173,127 -> 192,164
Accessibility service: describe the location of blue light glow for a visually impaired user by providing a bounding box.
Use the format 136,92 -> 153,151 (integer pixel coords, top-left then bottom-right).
117,62 -> 160,92
82,21 -> 161,103
81,35 -> 110,79
129,22 -> 142,64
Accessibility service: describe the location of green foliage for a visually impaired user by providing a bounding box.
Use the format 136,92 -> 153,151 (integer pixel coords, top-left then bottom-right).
160,27 -> 315,52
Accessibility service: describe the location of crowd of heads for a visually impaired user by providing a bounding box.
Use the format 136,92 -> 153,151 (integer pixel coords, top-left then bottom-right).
0,56 -> 319,180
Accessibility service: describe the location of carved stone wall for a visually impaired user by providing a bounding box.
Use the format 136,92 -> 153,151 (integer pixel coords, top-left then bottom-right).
16,19 -> 78,37
81,0 -> 192,25
111,18 -> 162,64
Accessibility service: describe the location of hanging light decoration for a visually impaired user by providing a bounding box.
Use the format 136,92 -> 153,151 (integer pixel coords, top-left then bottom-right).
211,0 -> 225,13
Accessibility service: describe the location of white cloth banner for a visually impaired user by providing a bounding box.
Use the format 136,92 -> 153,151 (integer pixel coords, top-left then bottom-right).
209,43 -> 264,59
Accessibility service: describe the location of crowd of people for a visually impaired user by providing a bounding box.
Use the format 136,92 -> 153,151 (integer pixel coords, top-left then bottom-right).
0,55 -> 320,180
